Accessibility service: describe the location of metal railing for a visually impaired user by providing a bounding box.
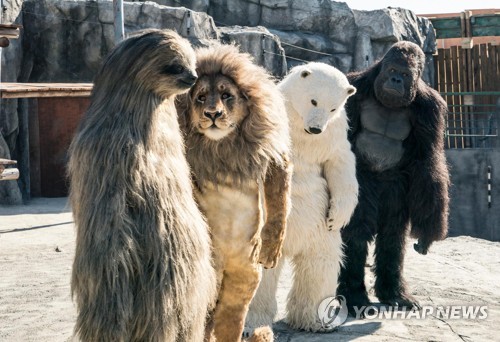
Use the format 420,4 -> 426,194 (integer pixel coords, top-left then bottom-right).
442,91 -> 499,149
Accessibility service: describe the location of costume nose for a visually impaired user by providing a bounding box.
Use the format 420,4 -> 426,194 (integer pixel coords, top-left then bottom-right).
204,111 -> 223,121
308,127 -> 322,134
391,76 -> 402,84
186,72 -> 197,83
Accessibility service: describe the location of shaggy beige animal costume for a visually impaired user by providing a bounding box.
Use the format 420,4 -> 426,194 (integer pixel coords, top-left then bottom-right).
68,30 -> 216,341
179,45 -> 292,342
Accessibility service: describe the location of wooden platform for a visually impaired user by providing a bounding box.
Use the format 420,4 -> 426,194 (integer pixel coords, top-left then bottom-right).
0,159 -> 18,181
0,23 -> 21,39
0,158 -> 17,165
0,83 -> 93,99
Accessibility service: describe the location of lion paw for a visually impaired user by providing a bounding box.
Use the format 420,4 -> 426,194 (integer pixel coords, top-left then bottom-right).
258,240 -> 282,269
258,244 -> 281,269
258,222 -> 284,269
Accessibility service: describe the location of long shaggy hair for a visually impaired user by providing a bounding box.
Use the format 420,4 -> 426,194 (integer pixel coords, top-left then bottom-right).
179,44 -> 290,186
68,29 -> 216,342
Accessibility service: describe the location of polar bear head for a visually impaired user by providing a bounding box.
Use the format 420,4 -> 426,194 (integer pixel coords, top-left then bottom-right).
279,62 -> 356,134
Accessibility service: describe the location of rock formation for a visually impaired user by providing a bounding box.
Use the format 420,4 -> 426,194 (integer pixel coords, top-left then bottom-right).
0,0 -> 437,203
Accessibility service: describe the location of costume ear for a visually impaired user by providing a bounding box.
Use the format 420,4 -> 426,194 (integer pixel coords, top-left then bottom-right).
301,69 -> 311,78
347,85 -> 356,96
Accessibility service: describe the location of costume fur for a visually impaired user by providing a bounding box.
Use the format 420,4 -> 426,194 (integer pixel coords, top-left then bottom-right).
68,30 -> 216,341
338,41 -> 450,314
247,63 -> 359,332
179,44 -> 292,342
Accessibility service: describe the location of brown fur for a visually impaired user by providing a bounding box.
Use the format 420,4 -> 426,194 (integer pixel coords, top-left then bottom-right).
68,29 -> 216,341
178,44 -> 292,341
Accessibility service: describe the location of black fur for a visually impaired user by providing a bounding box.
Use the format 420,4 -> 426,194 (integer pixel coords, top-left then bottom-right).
338,41 -> 449,314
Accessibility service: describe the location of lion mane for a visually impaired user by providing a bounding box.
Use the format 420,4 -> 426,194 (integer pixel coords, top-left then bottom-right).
180,44 -> 290,186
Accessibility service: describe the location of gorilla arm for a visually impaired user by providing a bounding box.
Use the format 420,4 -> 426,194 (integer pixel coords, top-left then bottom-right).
259,156 -> 292,269
406,83 -> 450,254
324,139 -> 359,231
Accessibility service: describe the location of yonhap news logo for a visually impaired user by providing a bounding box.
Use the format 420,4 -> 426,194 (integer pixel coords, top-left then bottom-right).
351,305 -> 488,320
317,295 -> 348,329
318,296 -> 488,326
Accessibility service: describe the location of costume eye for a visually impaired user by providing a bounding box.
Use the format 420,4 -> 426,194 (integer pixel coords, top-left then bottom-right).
311,99 -> 318,106
390,68 -> 396,73
221,93 -> 232,100
403,72 -> 409,77
163,64 -> 185,75
197,95 -> 206,103
330,108 -> 336,112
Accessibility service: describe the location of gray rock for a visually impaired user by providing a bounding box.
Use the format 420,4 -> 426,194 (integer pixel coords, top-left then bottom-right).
166,1 -> 435,78
270,29 -> 353,72
1,0 -> 24,204
130,1 -> 437,76
21,0 -> 219,82
132,0 -> 210,13
208,0 -> 262,27
220,26 -> 287,77
352,8 -> 436,68
0,0 -> 439,202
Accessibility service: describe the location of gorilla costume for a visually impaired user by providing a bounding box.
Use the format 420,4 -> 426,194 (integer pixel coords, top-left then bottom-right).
338,41 -> 450,313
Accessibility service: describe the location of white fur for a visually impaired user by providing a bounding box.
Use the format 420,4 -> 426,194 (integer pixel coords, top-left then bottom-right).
247,62 -> 359,332
201,126 -> 234,140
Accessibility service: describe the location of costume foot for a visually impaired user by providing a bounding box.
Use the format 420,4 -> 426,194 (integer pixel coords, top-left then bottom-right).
286,318 -> 339,333
338,289 -> 371,317
243,326 -> 273,342
378,293 -> 421,310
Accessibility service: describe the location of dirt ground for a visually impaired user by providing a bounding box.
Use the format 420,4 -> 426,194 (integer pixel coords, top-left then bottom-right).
1,198 -> 499,341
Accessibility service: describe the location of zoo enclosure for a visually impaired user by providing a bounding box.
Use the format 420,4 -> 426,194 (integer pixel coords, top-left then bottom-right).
434,43 -> 500,149
430,11 -> 500,241
430,10 -> 500,149
433,44 -> 500,240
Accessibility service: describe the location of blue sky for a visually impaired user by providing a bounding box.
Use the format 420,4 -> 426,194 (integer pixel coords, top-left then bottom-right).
343,0 -> 498,14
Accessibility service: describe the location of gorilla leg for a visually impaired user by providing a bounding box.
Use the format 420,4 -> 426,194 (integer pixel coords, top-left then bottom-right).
374,176 -> 420,309
337,170 -> 378,316
246,258 -> 284,329
337,235 -> 370,316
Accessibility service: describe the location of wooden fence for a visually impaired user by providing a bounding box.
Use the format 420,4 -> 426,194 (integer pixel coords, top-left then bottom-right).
434,43 -> 499,149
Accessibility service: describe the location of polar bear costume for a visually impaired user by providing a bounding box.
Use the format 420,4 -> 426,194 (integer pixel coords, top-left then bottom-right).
247,63 -> 359,332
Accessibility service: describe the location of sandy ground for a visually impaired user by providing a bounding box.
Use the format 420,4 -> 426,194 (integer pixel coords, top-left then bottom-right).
1,198 -> 499,341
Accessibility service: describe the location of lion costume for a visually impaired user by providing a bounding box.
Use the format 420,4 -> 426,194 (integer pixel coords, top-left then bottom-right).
179,44 -> 292,341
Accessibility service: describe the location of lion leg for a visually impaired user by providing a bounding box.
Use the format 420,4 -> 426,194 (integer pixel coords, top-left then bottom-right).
246,257 -> 284,329
246,326 -> 274,342
286,229 -> 343,332
213,258 -> 262,342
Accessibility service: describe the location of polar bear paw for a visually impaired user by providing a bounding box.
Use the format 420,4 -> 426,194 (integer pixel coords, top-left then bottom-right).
327,201 -> 349,231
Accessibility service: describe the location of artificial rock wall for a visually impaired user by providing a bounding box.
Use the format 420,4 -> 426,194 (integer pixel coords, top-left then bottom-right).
0,0 -> 436,203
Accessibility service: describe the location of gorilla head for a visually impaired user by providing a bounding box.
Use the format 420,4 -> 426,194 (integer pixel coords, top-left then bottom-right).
374,41 -> 425,108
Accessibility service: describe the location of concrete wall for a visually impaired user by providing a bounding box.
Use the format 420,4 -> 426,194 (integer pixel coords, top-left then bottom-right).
446,149 -> 500,241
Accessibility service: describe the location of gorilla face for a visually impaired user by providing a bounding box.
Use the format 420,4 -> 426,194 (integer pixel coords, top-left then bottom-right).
374,61 -> 418,108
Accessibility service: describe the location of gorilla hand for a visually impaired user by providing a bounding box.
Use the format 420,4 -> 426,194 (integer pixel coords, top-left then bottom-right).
413,239 -> 430,255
